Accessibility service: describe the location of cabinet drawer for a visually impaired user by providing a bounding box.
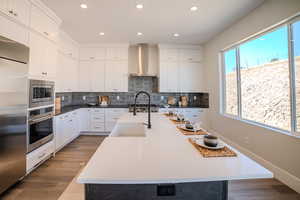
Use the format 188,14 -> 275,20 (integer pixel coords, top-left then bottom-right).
91,122 -> 105,132
91,109 -> 105,114
91,115 -> 105,122
26,140 -> 54,172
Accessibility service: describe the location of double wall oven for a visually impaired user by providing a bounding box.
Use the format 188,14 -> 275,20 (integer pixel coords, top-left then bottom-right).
28,80 -> 55,153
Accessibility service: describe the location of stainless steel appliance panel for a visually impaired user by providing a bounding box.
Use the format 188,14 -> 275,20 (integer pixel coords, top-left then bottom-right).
0,36 -> 28,194
29,79 -> 54,108
28,106 -> 54,153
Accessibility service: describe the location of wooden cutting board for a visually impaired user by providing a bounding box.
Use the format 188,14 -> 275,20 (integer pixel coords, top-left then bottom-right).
55,97 -> 61,114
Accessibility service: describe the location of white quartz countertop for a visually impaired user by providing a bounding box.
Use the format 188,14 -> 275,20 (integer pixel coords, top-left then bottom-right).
77,113 -> 273,184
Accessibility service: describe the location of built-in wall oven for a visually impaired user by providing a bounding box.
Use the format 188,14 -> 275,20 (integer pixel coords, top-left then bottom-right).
27,106 -> 54,153
29,79 -> 55,108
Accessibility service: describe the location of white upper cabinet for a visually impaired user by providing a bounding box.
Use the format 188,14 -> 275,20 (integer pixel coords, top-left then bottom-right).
159,48 -> 179,62
78,61 -> 92,91
179,49 -> 202,63
0,0 -> 30,26
106,47 -> 128,61
91,61 -> 105,92
80,47 -> 106,60
159,45 -> 204,93
180,63 -> 204,92
56,52 -> 78,92
159,62 -> 180,93
58,32 -> 79,60
29,32 -> 57,80
30,4 -> 59,42
105,61 -> 128,92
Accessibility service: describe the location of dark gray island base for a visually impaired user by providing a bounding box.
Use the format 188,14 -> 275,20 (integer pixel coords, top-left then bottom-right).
85,181 -> 228,200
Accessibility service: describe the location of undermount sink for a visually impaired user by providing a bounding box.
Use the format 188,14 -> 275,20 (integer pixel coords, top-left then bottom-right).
109,122 -> 147,137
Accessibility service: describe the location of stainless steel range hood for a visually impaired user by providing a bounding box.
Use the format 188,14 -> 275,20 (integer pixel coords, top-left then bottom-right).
129,44 -> 158,77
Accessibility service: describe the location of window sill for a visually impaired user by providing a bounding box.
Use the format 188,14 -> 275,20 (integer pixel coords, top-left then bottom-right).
220,113 -> 300,139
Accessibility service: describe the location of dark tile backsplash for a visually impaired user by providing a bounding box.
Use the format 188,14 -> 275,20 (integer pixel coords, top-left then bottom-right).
56,77 -> 209,108
57,91 -> 209,108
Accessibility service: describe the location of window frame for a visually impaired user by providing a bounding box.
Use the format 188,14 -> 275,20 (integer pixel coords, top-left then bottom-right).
220,13 -> 300,138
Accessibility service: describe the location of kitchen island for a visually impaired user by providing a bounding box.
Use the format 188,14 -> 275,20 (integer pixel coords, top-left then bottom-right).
78,113 -> 273,200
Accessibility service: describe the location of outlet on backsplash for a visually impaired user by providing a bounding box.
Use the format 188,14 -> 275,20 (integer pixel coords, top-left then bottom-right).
61,96 -> 65,101
161,96 -> 164,100
117,96 -> 120,101
83,96 -> 86,101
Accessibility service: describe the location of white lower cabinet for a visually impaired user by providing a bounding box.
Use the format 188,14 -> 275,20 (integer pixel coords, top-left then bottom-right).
105,108 -> 128,132
80,108 -> 127,134
26,140 -> 55,173
54,110 -> 80,151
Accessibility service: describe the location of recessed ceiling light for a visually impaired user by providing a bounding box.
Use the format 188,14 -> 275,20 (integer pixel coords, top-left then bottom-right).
190,6 -> 198,11
173,33 -> 180,37
80,4 -> 88,9
136,4 -> 143,9
137,32 -> 143,36
99,32 -> 105,36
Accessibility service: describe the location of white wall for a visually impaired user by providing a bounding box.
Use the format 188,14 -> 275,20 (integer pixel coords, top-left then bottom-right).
203,0 -> 300,192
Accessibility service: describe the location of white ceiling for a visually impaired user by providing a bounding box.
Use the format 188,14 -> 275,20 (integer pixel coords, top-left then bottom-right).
41,0 -> 265,45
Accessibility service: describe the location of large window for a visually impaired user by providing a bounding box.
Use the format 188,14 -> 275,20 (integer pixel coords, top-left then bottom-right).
222,17 -> 300,135
293,21 -> 300,131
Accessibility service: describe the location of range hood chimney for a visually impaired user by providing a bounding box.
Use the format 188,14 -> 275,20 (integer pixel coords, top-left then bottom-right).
130,44 -> 157,77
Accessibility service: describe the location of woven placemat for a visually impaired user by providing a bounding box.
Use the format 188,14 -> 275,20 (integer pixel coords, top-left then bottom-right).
163,113 -> 175,117
177,127 -> 208,135
188,138 -> 237,158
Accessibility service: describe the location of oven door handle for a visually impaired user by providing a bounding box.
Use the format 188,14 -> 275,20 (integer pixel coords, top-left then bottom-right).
29,115 -> 53,125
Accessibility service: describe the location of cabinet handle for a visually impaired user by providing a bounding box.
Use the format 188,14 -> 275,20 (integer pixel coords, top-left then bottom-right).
38,153 -> 46,159
8,10 -> 13,14
44,32 -> 49,36
13,12 -> 18,17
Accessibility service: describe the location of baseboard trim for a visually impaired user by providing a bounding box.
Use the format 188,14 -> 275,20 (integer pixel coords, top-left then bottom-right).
208,128 -> 300,194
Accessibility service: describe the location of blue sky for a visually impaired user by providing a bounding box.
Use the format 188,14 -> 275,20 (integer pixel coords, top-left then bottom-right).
225,21 -> 300,73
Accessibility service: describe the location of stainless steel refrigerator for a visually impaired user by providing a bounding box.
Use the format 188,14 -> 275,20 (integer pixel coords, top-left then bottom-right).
0,35 -> 29,194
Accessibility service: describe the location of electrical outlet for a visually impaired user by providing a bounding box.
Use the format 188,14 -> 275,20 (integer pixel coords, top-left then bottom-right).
61,96 -> 65,101
161,96 -> 164,100
194,96 -> 197,100
83,96 -> 86,101
117,96 -> 120,100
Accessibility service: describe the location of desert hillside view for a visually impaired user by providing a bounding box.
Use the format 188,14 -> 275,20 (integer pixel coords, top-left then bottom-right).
225,56 -> 300,131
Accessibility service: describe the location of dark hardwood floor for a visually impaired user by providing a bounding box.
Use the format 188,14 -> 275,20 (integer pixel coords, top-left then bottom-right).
1,135 -> 299,200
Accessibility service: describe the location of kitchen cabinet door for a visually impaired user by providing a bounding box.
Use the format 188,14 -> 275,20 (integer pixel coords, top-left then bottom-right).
10,0 -> 30,26
78,61 -> 92,91
29,32 -> 45,78
160,48 -> 179,62
105,61 -> 128,92
79,109 -> 91,132
106,47 -> 128,61
159,62 -> 179,92
180,63 -> 200,92
0,0 -> 30,26
91,61 -> 105,92
56,53 -> 78,92
44,39 -> 57,79
29,32 -> 57,80
30,5 -> 59,42
179,49 -> 202,63
55,115 -> 65,151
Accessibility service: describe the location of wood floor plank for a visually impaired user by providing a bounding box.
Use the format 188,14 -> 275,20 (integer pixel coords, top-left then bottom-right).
1,135 -> 299,200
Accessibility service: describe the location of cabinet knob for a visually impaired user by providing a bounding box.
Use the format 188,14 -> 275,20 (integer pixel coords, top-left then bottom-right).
44,32 -> 49,36
13,12 -> 18,17
8,10 -> 13,14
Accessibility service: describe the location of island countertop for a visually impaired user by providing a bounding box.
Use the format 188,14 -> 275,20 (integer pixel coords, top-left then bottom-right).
77,113 -> 272,184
